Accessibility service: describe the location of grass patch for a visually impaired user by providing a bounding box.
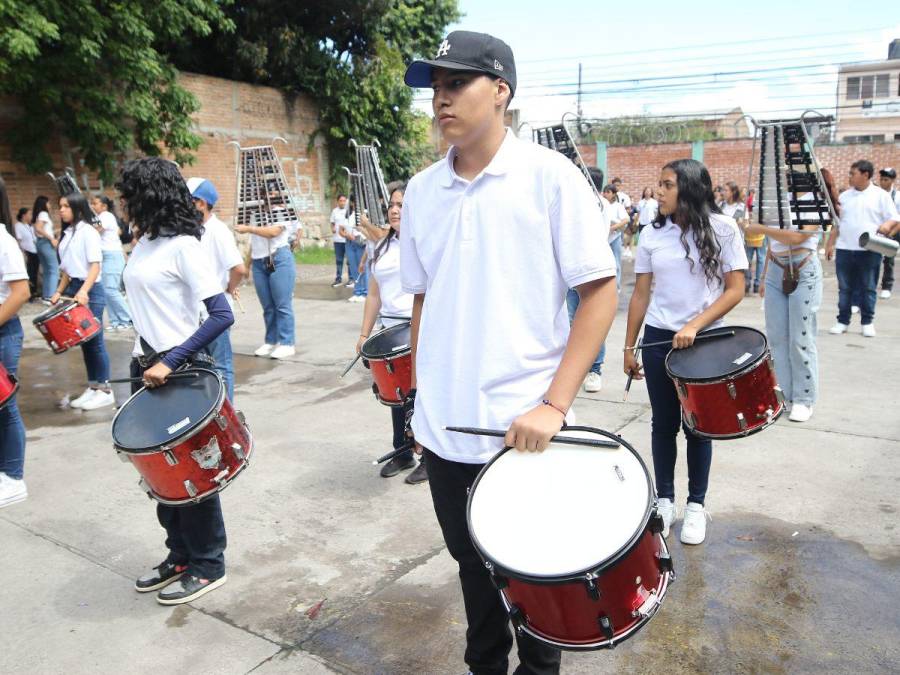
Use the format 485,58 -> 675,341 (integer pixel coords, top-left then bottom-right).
294,246 -> 334,265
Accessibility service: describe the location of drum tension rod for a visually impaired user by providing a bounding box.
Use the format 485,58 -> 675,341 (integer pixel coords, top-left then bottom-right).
597,615 -> 615,642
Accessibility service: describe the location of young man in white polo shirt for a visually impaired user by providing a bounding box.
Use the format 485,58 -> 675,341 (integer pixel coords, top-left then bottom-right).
330,194 -> 350,287
402,31 -> 618,674
877,167 -> 900,299
188,178 -> 246,400
825,160 -> 900,337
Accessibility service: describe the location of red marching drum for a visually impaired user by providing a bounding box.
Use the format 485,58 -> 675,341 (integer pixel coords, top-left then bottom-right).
467,426 -> 674,650
0,362 -> 18,411
32,300 -> 101,354
360,322 -> 412,406
665,326 -> 784,439
111,368 -> 252,506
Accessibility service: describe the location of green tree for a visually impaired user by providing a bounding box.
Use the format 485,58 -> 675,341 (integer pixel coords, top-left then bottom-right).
0,0 -> 232,179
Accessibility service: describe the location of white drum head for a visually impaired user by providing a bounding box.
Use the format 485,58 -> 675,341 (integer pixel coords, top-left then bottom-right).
468,428 -> 651,578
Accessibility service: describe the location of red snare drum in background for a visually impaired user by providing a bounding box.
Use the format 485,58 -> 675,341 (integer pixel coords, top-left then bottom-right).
360,322 -> 412,407
112,368 -> 252,506
32,301 -> 101,354
0,362 -> 18,411
666,326 -> 784,439
467,426 -> 674,650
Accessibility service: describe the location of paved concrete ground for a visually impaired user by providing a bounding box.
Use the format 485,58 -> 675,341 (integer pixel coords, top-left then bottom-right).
2,257 -> 898,674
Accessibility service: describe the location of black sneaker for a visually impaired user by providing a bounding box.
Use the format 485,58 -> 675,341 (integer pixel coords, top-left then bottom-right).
405,461 -> 429,485
380,453 -> 416,477
135,560 -> 187,592
157,574 -> 227,605
331,279 -> 343,287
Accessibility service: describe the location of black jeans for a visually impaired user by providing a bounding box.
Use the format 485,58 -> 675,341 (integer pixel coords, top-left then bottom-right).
423,449 -> 561,675
130,358 -> 227,580
390,406 -> 413,462
881,234 -> 899,291
24,251 -> 39,298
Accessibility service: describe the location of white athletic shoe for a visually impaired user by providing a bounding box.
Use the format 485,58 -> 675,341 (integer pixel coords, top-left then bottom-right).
829,322 -> 848,335
0,473 -> 28,509
880,289 -> 892,299
80,389 -> 115,410
862,324 -> 876,338
583,372 -> 602,393
788,403 -> 813,423
254,343 -> 275,357
851,305 -> 860,314
656,498 -> 675,538
680,502 -> 709,545
269,345 -> 296,360
70,387 -> 97,408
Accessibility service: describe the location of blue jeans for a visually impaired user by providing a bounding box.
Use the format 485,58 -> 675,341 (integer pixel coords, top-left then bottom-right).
764,254 -> 822,406
101,250 -> 132,326
566,289 -> 604,375
63,279 -> 110,384
333,242 -> 347,282
36,238 -> 59,299
206,328 -> 234,401
346,241 -> 367,295
835,249 -> 882,325
642,324 -> 713,505
745,245 -> 766,289
0,318 -> 26,480
251,246 -> 296,346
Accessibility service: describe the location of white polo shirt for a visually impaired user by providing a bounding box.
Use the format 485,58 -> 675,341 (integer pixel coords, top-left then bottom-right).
370,237 -> 412,326
249,224 -> 290,260
35,211 -> 54,239
401,129 -> 617,464
0,228 -> 29,304
837,184 -> 900,251
637,198 -> 659,226
59,221 -> 103,281
97,211 -> 122,252
14,221 -> 37,254
606,198 -> 628,243
635,214 -> 748,332
330,207 -> 348,243
201,215 -> 243,293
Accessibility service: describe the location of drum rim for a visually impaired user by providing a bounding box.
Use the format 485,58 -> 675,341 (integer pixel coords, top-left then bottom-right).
112,367 -> 226,454
664,325 -> 768,383
360,322 -> 411,360
32,300 -> 78,325
0,373 -> 18,411
466,425 -> 655,584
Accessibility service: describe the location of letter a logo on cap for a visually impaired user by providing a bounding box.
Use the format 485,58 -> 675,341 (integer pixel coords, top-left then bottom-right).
436,39 -> 451,58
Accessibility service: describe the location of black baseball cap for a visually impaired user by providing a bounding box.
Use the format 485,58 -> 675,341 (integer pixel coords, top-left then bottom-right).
404,31 -> 516,97
880,167 -> 896,178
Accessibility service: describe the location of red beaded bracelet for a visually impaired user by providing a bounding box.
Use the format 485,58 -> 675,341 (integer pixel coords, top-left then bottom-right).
542,398 -> 567,417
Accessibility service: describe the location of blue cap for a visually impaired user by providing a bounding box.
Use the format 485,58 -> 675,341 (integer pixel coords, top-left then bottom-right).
188,177 -> 218,208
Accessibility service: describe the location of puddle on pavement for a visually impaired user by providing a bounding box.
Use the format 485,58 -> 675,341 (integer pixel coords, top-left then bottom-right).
296,513 -> 899,674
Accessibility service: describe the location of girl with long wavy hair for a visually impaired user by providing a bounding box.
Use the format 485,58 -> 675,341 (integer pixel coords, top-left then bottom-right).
623,159 -> 748,545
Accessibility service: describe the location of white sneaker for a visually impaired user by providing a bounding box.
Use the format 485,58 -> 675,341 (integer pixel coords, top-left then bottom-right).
0,474 -> 28,509
829,322 -> 848,335
880,289 -> 892,299
862,324 -> 876,338
269,345 -> 296,360
80,389 -> 115,410
788,403 -> 813,422
254,343 -> 275,357
583,372 -> 602,393
345,280 -> 356,288
680,502 -> 709,545
70,387 -> 97,408
657,498 -> 675,538
851,305 -> 860,314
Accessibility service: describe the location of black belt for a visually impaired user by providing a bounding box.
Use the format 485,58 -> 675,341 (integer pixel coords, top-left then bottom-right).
136,337 -> 214,369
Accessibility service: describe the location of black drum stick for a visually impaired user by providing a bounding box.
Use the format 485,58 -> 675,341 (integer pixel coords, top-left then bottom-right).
340,353 -> 362,378
445,426 -> 620,449
107,372 -> 200,384
623,337 -> 642,402
623,329 -> 735,351
373,441 -> 416,464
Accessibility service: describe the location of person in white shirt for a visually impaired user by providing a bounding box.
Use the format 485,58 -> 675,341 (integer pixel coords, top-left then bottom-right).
876,167 -> 900,299
187,177 -> 246,400
330,194 -> 350,287
611,177 -> 632,213
624,159 -> 748,545
402,31 -> 618,673
340,198 -> 369,301
233,197 -> 297,360
48,192 -> 114,410
636,187 -> 659,233
825,160 -> 900,337
90,195 -> 133,329
0,177 -> 31,508
13,207 -> 39,300
30,195 -> 59,301
355,184 -> 428,484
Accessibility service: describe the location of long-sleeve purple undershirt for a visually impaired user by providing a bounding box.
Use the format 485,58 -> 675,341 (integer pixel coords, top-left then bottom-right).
160,293 -> 234,370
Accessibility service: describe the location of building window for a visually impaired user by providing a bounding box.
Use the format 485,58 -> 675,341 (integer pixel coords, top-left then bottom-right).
860,76 -> 874,99
875,73 -> 889,98
847,73 -> 892,100
847,77 -> 860,100
842,134 -> 885,144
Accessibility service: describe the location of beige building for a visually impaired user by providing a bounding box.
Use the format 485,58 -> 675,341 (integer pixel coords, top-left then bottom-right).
835,40 -> 900,144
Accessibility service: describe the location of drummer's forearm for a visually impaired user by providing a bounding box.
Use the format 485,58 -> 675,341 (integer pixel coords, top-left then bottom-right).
409,293 -> 425,389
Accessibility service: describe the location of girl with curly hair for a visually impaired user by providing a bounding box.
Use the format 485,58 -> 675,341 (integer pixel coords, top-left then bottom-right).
116,157 -> 235,605
623,159 -> 748,545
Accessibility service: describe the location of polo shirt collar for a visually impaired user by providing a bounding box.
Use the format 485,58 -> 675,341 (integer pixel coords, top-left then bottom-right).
441,128 -> 518,187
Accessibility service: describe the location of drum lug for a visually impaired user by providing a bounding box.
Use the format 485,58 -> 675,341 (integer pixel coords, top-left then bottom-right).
184,480 -> 198,498
164,450 -> 178,466
675,380 -> 687,400
658,552 -> 674,574
736,412 -> 748,432
236,409 -> 247,426
484,561 -> 508,590
767,357 -> 776,373
727,382 -> 737,399
395,387 -> 403,402
231,443 -> 246,461
508,604 -> 527,633
212,468 -> 230,484
773,385 -> 785,405
649,512 -> 665,535
117,451 -> 130,463
584,573 -> 601,601
215,415 -> 228,431
683,412 -> 698,431
138,478 -> 151,497
385,361 -> 394,374
597,615 -> 615,644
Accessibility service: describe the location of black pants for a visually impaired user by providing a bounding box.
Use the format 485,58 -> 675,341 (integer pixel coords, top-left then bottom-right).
881,242 -> 897,291
423,449 -> 561,675
130,358 -> 227,580
23,251 -> 39,298
390,406 -> 413,462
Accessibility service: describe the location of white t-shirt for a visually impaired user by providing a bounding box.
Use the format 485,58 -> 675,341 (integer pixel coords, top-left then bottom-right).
618,191 -> 632,210
58,221 -> 103,281
401,129 -> 617,464
635,214 -> 748,332
886,187 -> 900,213
249,224 -> 290,259
201,215 -> 243,293
371,237 -> 412,326
123,234 -> 222,355
770,193 -> 819,255
97,211 -> 122,252
330,207 -> 348,243
0,228 -> 29,304
606,199 -> 628,243
721,202 -> 746,221
837,184 -> 900,251
14,221 -> 37,254
35,211 -> 54,239
637,198 -> 658,226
